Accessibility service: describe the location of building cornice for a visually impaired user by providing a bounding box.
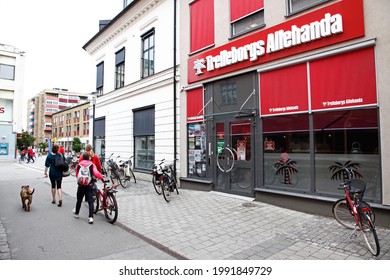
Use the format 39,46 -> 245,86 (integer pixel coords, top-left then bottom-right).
83,0 -> 165,55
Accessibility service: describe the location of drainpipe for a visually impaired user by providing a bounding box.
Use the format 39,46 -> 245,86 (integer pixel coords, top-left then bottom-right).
173,0 -> 177,172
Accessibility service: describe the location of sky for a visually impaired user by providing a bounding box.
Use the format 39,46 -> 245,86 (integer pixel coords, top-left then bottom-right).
0,0 -> 123,99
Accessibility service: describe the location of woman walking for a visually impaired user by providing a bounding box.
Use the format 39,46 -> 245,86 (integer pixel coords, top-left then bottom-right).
44,144 -> 64,207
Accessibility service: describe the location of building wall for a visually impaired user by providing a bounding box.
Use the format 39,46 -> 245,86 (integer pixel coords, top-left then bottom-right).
84,0 -> 180,177
0,44 -> 25,160
28,89 -> 89,145
52,102 -> 90,152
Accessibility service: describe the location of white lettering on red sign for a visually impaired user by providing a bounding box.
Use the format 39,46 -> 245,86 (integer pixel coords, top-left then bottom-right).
195,13 -> 343,75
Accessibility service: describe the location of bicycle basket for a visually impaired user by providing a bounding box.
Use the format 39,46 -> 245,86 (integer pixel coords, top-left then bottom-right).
349,179 -> 366,200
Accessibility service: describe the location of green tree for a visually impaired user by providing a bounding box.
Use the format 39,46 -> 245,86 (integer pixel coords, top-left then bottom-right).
72,137 -> 82,153
38,142 -> 48,152
16,131 -> 35,150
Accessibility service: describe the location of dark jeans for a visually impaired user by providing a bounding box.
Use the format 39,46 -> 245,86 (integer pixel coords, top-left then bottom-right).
27,154 -> 34,163
75,185 -> 94,218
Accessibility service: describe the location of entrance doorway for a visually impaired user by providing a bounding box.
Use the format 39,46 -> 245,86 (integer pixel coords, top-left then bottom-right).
213,117 -> 254,196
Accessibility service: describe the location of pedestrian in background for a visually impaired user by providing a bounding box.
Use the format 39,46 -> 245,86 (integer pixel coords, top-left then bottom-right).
79,144 -> 102,173
44,144 -> 64,207
27,147 -> 35,163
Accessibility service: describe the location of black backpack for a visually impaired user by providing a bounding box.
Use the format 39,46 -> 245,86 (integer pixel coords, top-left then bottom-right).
55,154 -> 69,171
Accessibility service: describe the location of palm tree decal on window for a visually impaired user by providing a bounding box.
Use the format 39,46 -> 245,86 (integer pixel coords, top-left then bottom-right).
273,158 -> 299,185
328,160 -> 363,181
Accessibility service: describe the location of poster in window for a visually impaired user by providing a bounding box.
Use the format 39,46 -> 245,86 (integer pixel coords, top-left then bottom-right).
189,137 -> 195,149
237,140 -> 246,160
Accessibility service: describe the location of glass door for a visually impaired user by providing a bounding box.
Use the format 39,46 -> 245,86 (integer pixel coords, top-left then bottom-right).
214,118 -> 254,196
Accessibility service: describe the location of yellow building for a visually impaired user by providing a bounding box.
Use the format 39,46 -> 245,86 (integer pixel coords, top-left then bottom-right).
51,101 -> 91,153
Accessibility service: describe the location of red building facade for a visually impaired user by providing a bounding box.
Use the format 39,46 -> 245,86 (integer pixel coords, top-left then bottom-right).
180,0 -> 390,213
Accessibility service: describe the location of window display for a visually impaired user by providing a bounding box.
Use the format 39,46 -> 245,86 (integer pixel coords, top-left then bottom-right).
188,123 -> 206,178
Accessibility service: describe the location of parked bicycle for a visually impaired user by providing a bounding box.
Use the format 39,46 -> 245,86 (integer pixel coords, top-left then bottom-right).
92,178 -> 119,224
151,159 -> 178,202
66,155 -> 79,176
332,168 -> 380,256
102,153 -> 127,188
118,156 -> 137,186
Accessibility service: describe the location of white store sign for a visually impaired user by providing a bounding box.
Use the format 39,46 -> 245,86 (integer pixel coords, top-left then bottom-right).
0,99 -> 13,122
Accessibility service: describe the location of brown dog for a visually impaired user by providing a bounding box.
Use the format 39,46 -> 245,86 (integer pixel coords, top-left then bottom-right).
20,185 -> 35,212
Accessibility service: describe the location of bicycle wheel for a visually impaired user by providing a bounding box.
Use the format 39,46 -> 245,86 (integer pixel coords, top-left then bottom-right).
332,198 -> 356,230
109,170 -> 120,185
93,189 -> 100,214
162,177 -> 171,203
171,172 -> 179,194
118,169 -> 128,188
360,212 -> 380,256
152,176 -> 162,195
104,193 -> 118,224
129,168 -> 137,183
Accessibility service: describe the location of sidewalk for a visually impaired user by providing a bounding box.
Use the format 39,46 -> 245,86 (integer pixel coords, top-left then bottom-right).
60,175 -> 390,260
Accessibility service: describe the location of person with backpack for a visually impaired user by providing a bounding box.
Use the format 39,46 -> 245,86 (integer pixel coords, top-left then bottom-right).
74,152 -> 103,224
44,144 -> 64,207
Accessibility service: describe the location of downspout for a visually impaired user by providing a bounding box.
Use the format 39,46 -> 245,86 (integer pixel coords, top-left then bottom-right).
173,0 -> 177,172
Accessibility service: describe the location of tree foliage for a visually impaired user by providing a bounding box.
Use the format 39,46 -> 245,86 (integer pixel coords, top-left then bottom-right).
72,137 -> 82,152
16,131 -> 35,150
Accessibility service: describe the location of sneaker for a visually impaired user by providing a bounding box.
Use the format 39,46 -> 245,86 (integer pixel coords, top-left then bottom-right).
88,217 -> 94,224
73,208 -> 79,218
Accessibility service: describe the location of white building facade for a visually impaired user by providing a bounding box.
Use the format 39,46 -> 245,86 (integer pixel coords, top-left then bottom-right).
83,0 -> 180,179
0,44 -> 25,160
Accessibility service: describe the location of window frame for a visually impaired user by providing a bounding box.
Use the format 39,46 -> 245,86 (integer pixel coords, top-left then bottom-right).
96,62 -> 104,96
231,9 -> 265,38
0,63 -> 15,80
115,48 -> 125,89
141,29 -> 155,79
286,0 -> 329,16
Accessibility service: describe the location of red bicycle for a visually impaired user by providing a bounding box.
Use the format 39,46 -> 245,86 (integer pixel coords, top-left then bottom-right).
332,169 -> 380,256
93,179 -> 119,224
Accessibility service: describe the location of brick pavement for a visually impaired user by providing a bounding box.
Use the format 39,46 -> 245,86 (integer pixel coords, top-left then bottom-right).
1,159 -> 389,260
60,176 -> 390,260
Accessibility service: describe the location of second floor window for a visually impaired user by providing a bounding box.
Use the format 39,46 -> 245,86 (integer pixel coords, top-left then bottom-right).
141,29 -> 155,78
230,0 -> 265,37
0,63 -> 15,80
287,0 -> 329,15
115,48 -> 125,89
96,62 -> 104,96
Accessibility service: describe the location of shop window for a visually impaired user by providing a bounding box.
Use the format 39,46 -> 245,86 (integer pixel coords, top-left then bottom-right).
134,136 -> 155,170
134,107 -> 155,170
188,123 -> 207,178
314,108 -> 381,202
263,114 -> 310,191
286,0 -> 329,15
